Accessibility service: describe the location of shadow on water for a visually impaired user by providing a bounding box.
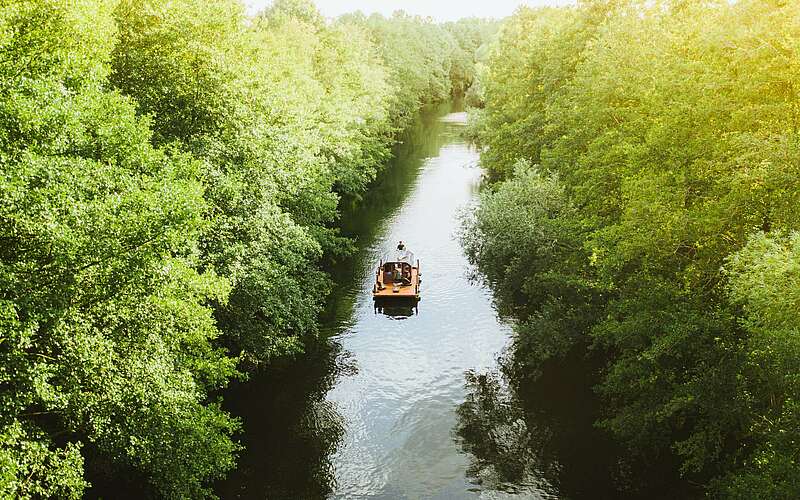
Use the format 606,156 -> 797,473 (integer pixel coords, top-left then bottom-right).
372,300 -> 419,319
454,354 -> 620,499
454,347 -> 700,500
216,340 -> 350,499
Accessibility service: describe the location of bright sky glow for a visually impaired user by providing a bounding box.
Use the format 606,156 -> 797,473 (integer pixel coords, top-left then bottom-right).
244,0 -> 576,21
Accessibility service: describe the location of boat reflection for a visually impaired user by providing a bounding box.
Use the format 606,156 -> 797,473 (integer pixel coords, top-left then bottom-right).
373,298 -> 419,318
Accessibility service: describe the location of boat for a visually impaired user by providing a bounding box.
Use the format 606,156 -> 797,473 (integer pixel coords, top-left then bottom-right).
372,249 -> 421,302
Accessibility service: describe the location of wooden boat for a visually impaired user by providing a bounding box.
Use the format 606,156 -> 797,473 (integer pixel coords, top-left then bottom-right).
372,250 -> 421,301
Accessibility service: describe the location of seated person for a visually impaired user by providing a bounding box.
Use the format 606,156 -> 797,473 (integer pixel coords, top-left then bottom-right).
395,264 -> 412,286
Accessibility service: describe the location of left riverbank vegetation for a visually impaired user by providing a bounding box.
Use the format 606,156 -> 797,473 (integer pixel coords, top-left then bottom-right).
0,0 -> 495,497
462,0 -> 800,498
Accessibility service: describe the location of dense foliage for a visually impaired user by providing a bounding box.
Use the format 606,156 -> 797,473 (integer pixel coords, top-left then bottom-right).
463,0 -> 800,497
0,0 -> 493,497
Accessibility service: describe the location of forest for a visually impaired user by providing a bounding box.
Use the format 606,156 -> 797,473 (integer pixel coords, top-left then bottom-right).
0,0 -> 494,497
462,0 -> 800,498
5,0 -> 799,497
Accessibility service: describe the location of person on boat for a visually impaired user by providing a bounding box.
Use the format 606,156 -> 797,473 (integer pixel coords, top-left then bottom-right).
397,240 -> 405,251
392,263 -> 402,282
394,263 -> 412,286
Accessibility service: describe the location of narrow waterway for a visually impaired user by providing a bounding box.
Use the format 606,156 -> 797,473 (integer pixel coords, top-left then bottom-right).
218,102 -> 623,499
320,105 -> 512,499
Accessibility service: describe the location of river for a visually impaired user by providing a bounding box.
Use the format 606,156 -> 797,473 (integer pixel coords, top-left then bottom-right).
217,102 -> 633,499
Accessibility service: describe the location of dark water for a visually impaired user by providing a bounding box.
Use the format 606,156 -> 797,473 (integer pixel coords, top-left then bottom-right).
217,102 -> 640,500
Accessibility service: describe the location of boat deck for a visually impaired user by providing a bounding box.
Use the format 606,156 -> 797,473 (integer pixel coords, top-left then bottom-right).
373,267 -> 420,300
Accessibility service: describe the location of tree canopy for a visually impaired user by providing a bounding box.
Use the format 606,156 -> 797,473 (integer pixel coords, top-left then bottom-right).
463,0 -> 800,496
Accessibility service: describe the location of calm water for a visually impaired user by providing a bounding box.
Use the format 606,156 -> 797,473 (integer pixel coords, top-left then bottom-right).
217,102 -> 638,500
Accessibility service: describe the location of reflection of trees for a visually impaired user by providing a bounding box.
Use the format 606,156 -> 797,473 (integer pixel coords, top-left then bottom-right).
455,370 -> 560,497
216,340 -> 354,499
455,350 -> 695,500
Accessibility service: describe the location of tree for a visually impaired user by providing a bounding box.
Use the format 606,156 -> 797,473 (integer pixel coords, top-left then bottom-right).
466,0 -> 800,494
1,1 -> 238,497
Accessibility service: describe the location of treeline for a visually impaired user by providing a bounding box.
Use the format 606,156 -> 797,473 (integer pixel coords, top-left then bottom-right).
0,0 -> 493,497
463,0 -> 799,497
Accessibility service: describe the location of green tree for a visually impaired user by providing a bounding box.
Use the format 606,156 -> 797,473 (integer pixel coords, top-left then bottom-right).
1,1 -> 238,497
110,0 -> 337,364
719,232 -> 800,498
466,0 -> 800,494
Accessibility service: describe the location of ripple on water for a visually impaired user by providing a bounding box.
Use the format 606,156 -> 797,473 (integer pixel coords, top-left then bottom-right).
324,111 -> 519,498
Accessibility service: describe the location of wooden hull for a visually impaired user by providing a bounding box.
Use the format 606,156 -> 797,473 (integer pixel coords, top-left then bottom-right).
372,264 -> 420,301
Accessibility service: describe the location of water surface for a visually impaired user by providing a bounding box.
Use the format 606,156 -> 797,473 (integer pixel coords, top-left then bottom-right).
324,107 -> 515,499
219,102 -> 593,499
